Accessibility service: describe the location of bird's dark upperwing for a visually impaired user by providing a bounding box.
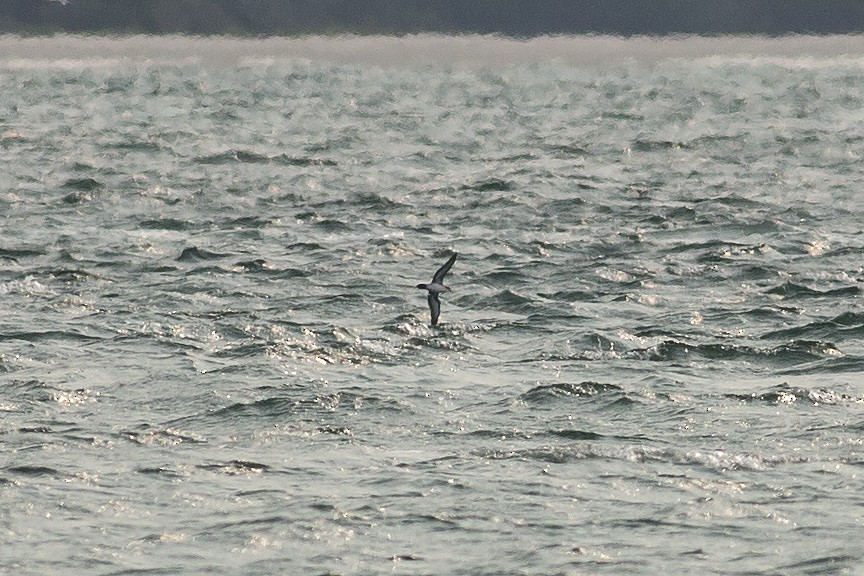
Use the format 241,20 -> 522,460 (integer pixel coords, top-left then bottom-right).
428,293 -> 441,325
431,253 -> 458,284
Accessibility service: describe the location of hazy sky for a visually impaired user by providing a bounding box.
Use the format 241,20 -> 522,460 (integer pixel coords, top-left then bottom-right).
4,35 -> 864,68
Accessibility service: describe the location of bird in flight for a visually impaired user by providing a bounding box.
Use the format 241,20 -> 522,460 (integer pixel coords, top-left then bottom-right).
416,253 -> 457,326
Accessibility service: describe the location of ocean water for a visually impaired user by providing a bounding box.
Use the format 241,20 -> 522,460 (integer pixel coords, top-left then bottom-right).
1,34 -> 864,575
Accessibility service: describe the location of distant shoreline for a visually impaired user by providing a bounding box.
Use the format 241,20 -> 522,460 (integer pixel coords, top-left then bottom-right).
3,33 -> 864,67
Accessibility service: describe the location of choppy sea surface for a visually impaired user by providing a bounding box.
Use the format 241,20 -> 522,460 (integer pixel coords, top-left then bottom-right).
2,34 -> 864,575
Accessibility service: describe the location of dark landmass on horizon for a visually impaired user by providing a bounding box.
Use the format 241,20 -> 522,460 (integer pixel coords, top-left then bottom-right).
2,0 -> 864,37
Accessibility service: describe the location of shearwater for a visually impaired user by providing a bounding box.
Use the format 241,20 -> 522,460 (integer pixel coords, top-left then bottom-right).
415,253 -> 457,326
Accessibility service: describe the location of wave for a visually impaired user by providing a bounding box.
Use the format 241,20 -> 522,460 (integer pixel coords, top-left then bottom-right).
48,268 -> 107,284
196,460 -> 270,475
765,282 -> 860,299
0,330 -> 103,343
725,383 -> 864,405
60,177 -> 102,191
194,149 -> 336,166
105,139 -> 162,152
629,339 -> 842,365
520,381 -> 624,403
478,442 -> 801,471
176,246 -> 228,262
6,465 -> 61,477
761,312 -> 864,340
459,177 -> 514,192
455,289 -> 538,315
776,355 -> 864,375
0,276 -> 54,295
537,289 -> 596,302
119,426 -> 206,447
177,388 -> 412,430
0,248 -> 45,262
139,218 -> 197,231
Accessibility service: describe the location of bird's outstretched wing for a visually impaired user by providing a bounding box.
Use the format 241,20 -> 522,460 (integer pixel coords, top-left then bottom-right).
428,293 -> 441,326
431,253 -> 458,284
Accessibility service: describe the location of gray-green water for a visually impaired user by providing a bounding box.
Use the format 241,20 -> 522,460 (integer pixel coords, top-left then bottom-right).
2,35 -> 863,575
